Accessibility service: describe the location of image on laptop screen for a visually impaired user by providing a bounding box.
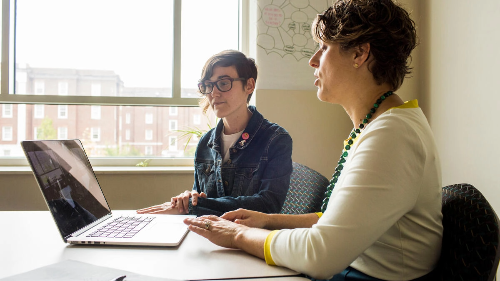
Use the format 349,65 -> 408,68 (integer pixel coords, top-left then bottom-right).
23,140 -> 111,238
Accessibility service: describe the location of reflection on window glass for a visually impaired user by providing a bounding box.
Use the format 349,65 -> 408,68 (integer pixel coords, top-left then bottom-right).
0,104 -> 215,158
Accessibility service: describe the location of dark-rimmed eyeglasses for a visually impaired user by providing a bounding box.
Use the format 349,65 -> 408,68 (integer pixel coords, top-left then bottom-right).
198,77 -> 247,95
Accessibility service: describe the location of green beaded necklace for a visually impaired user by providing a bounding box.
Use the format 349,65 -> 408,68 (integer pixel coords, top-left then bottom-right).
321,91 -> 394,212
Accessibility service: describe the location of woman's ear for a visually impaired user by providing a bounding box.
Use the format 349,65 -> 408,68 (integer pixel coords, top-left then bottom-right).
353,43 -> 371,68
245,78 -> 256,94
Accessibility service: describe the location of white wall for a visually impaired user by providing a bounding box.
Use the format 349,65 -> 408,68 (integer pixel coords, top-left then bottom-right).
420,0 -> 500,213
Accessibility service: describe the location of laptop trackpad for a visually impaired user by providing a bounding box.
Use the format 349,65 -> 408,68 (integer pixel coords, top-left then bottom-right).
148,221 -> 188,242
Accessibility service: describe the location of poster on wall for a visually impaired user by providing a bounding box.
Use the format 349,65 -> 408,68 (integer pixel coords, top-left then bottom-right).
255,0 -> 329,90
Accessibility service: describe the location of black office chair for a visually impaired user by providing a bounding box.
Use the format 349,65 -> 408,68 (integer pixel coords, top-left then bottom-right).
436,183 -> 500,281
280,162 -> 329,214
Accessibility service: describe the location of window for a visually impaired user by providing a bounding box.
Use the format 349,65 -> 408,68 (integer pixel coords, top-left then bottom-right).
2,127 -> 13,141
145,113 -> 153,124
34,104 -> 44,119
58,105 -> 68,119
2,105 -> 13,118
58,82 -> 68,95
91,127 -> 101,141
91,106 -> 101,120
33,127 -> 39,140
145,129 -> 153,141
0,0 -> 239,164
169,120 -> 178,131
169,136 -> 177,151
169,107 -> 178,116
34,81 -> 44,95
145,146 -> 153,155
91,83 -> 101,96
58,127 -> 68,139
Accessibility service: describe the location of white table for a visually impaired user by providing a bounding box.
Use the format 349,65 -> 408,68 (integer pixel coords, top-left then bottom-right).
0,211 -> 300,280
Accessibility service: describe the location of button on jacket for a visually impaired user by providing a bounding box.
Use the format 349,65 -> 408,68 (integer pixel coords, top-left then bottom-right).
189,106 -> 293,216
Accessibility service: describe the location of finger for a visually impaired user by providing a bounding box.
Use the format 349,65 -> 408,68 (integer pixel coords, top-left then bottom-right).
182,194 -> 190,212
234,218 -> 251,226
200,192 -> 207,198
200,215 -> 222,222
184,217 -> 210,231
192,193 -> 199,206
177,196 -> 188,214
137,204 -> 162,211
171,197 -> 177,207
221,208 -> 245,221
136,205 -> 163,214
187,224 -> 211,238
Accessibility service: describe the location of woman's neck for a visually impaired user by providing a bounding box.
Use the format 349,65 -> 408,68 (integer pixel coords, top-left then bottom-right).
222,107 -> 253,135
344,88 -> 404,129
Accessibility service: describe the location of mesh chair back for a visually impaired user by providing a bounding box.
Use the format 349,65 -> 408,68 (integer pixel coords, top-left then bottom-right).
280,162 -> 328,214
437,183 -> 500,281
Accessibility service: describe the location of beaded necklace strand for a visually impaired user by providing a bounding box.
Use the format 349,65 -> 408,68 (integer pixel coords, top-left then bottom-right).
321,91 -> 394,212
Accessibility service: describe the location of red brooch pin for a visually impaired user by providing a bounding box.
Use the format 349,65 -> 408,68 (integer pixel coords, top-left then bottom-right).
242,132 -> 249,140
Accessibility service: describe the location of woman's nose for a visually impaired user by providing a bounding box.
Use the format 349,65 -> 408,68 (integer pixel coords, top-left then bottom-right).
309,50 -> 320,68
210,86 -> 221,97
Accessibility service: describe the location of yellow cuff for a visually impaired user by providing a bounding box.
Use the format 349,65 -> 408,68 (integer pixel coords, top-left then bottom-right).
316,212 -> 323,218
264,230 -> 279,266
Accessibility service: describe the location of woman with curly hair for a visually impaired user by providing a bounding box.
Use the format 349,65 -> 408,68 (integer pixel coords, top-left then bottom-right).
184,1 -> 442,280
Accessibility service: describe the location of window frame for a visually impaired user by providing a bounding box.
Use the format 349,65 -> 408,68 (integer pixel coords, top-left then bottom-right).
0,0 -> 202,107
0,0 -> 250,167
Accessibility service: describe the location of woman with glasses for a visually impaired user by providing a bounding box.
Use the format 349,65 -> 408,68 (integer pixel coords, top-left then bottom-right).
138,50 -> 293,216
183,1 -> 442,280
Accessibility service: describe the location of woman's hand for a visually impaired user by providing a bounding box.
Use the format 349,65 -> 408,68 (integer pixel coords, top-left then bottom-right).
221,208 -> 269,229
184,215 -> 247,249
136,202 -> 183,215
171,190 -> 207,214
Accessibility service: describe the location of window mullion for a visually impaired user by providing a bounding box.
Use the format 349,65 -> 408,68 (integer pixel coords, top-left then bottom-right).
1,0 -> 10,96
172,0 -> 181,100
0,94 -> 198,106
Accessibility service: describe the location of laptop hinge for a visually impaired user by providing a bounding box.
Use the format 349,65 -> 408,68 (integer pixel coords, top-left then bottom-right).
70,213 -> 113,238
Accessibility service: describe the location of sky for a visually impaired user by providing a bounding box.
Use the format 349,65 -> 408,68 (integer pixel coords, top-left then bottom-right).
16,0 -> 239,89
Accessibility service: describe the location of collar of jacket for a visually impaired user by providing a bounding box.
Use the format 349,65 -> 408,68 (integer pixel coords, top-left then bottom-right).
207,105 -> 264,151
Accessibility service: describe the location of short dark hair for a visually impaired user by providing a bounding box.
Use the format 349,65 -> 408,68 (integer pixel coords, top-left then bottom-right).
312,0 -> 417,90
199,50 -> 258,113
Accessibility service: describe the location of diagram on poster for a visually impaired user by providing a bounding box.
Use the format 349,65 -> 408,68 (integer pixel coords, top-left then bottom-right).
256,0 -> 329,90
257,0 -> 329,61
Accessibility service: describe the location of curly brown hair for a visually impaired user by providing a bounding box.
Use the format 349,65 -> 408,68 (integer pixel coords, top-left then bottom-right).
312,0 -> 417,90
198,50 -> 258,114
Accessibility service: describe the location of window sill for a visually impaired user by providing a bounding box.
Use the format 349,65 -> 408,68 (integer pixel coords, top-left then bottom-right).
0,166 -> 194,175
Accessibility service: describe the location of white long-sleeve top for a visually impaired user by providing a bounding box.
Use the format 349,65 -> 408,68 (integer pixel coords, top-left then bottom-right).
268,101 -> 443,280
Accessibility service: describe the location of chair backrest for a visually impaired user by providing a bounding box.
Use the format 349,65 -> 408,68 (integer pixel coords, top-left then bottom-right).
436,183 -> 500,281
280,162 -> 329,214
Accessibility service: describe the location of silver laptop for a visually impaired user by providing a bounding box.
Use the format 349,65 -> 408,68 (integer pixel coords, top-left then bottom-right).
21,139 -> 191,247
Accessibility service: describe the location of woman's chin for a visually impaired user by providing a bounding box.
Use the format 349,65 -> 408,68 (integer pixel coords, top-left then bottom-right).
316,90 -> 328,102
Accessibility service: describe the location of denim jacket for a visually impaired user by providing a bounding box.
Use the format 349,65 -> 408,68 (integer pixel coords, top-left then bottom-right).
189,106 -> 293,216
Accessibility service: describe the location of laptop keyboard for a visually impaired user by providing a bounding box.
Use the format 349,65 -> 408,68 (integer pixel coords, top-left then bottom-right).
87,216 -> 155,238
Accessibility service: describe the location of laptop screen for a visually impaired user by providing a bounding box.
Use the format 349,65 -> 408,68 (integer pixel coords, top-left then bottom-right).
22,140 -> 111,239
